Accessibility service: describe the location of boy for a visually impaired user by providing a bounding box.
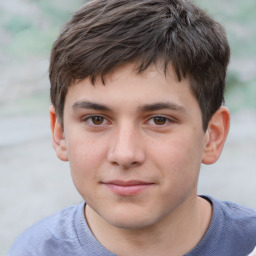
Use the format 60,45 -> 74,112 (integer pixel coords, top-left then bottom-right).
8,0 -> 256,255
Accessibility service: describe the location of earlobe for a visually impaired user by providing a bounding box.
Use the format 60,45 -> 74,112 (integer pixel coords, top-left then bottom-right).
49,106 -> 68,162
202,106 -> 230,165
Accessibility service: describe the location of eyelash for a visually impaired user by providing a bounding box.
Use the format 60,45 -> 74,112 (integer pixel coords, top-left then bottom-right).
83,115 -> 110,126
82,115 -> 175,128
146,115 -> 175,127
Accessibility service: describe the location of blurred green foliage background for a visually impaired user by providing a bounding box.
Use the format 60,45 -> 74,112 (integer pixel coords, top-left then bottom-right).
0,0 -> 255,113
0,0 -> 84,59
194,0 -> 256,111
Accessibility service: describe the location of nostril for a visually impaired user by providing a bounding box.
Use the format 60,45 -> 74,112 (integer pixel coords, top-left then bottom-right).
110,160 -> 139,168
107,132 -> 146,168
111,161 -> 119,166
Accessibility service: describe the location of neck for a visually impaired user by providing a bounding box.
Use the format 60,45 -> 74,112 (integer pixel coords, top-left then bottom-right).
85,196 -> 212,256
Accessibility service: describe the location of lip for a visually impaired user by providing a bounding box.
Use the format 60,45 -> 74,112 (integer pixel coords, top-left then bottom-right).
102,180 -> 154,196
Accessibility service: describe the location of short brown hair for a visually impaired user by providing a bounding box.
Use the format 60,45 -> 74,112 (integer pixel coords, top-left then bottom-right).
49,0 -> 230,131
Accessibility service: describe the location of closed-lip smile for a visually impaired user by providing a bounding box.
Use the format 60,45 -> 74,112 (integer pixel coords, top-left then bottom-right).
102,180 -> 154,196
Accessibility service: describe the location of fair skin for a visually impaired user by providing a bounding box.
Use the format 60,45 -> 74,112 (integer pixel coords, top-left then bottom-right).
50,63 -> 230,256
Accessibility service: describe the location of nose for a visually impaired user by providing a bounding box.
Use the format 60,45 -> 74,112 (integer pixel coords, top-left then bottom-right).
107,123 -> 145,169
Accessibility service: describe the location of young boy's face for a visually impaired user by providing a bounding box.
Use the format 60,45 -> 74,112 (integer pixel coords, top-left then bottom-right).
53,63 -> 212,230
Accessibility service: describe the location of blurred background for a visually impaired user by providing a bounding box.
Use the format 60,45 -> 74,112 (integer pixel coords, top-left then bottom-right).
0,0 -> 255,254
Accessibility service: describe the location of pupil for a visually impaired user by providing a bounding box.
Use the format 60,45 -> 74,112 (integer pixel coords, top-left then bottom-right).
92,116 -> 104,125
154,117 -> 166,125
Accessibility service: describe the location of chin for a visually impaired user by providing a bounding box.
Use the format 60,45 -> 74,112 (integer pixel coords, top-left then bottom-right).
108,217 -> 153,230
103,209 -> 160,230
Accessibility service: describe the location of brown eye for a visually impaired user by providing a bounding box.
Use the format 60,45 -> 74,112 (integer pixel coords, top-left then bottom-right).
91,116 -> 105,125
153,116 -> 167,125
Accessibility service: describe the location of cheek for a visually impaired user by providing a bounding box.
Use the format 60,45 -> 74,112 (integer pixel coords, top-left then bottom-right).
66,135 -> 107,189
144,132 -> 204,215
150,132 -> 204,180
67,132 -> 107,163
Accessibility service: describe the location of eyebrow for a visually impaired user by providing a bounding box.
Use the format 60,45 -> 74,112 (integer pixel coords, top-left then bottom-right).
72,100 -> 186,114
139,102 -> 186,113
72,100 -> 111,111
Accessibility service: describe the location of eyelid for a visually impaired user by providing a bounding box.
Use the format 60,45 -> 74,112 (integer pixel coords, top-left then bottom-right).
82,114 -> 112,126
146,115 -> 176,126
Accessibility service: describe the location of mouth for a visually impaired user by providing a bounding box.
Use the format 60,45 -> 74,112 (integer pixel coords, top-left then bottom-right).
101,180 -> 155,196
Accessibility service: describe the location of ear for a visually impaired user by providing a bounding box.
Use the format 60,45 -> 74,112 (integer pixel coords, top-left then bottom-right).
202,106 -> 230,165
49,106 -> 68,161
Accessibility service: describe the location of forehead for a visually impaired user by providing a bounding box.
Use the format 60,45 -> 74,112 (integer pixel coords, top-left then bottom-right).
65,63 -> 198,113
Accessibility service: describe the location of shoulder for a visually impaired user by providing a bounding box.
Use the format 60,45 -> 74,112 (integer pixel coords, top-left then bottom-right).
216,197 -> 256,231
212,197 -> 256,253
8,203 -> 84,256
186,196 -> 256,256
207,196 -> 256,239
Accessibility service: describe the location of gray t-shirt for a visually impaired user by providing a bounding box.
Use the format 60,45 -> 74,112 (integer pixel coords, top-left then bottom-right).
8,196 -> 256,256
